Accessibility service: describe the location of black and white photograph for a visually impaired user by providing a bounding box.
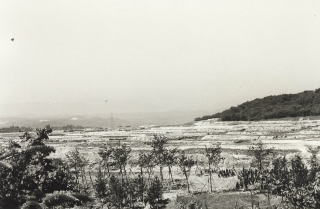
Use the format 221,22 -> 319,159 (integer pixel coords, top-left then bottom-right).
1,0 -> 320,208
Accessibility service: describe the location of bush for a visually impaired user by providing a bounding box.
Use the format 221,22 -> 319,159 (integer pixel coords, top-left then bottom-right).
42,192 -> 79,209
21,201 -> 43,209
0,126 -> 83,208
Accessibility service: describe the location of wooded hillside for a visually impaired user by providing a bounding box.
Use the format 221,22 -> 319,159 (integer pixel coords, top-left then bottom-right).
196,89 -> 320,121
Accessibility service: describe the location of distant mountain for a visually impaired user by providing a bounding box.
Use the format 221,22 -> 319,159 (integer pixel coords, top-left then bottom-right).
195,88 -> 320,121
0,116 -> 131,129
115,110 -> 212,126
0,110 -> 212,128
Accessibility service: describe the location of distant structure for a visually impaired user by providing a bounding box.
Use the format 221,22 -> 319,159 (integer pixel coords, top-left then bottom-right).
104,99 -> 114,129
110,113 -> 114,129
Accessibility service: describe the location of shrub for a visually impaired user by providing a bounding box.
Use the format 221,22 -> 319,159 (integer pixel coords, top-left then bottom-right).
42,192 -> 79,209
21,201 -> 43,209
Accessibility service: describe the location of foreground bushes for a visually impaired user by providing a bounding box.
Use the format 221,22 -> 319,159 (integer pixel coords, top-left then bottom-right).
236,144 -> 320,209
2,127 -> 320,209
0,126 -> 90,208
0,128 -> 168,209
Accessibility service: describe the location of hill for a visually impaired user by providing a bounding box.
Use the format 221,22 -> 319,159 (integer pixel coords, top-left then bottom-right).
0,116 -> 131,129
0,110 -> 212,129
195,88 -> 320,121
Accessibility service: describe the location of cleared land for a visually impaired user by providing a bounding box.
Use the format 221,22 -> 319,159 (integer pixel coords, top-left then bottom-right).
1,118 -> 320,208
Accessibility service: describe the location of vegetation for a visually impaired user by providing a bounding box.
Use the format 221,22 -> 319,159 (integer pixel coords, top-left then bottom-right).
195,88 -> 320,121
146,177 -> 168,209
204,143 -> 223,192
249,141 -> 273,173
0,127 -> 168,209
177,151 -> 196,193
0,125 -> 84,208
3,125 -> 320,208
0,125 -> 32,133
235,146 -> 320,209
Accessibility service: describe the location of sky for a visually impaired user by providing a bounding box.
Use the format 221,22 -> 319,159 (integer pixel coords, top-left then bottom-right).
1,0 -> 320,117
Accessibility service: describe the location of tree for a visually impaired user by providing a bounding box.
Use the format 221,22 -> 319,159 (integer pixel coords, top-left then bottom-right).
248,141 -> 273,193
204,143 -> 223,192
311,173 -> 320,208
98,145 -> 114,177
269,156 -> 289,197
307,146 -> 320,182
95,166 -> 107,200
133,175 -> 146,207
107,175 -> 127,209
282,155 -> 311,209
137,152 -> 147,176
0,126 -> 83,208
66,148 -> 89,191
146,177 -> 168,209
290,155 -> 308,188
138,151 -> 156,182
111,144 -> 131,179
151,135 -> 168,182
177,151 -> 196,193
163,148 -> 178,182
249,141 -> 273,173
45,158 -> 77,192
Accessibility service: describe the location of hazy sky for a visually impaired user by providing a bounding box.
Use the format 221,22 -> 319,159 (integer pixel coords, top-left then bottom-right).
1,0 -> 320,117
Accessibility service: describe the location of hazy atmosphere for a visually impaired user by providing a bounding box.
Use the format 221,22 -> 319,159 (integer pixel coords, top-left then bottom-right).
1,0 -> 320,117
3,2 -> 320,209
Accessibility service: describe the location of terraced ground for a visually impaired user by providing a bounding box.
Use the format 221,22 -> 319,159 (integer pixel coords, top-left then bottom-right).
1,118 -> 320,206
2,118 -> 319,157
2,118 -> 320,170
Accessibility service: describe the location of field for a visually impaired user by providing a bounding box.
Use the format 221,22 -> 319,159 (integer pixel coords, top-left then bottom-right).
1,118 -> 320,208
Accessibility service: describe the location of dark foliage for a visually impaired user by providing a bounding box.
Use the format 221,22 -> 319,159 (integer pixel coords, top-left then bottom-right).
195,88 -> 320,121
0,126 -> 79,208
0,126 -> 33,133
42,192 -> 79,209
21,201 -> 43,209
146,177 -> 168,209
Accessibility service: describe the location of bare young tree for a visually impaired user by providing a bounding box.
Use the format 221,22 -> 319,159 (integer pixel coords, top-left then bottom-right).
137,151 -> 147,176
151,135 -> 168,182
66,148 -> 89,191
249,141 -> 273,192
307,145 -> 320,182
163,148 -> 178,182
204,143 -> 223,192
98,145 -> 114,177
111,144 -> 131,180
249,141 -> 273,173
177,151 -> 196,193
138,151 -> 156,183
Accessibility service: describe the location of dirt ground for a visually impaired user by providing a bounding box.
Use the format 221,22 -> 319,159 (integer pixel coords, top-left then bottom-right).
1,118 -> 319,208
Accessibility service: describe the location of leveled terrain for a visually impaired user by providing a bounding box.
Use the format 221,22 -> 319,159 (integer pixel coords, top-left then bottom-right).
1,118 -> 320,207
1,118 -> 319,162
